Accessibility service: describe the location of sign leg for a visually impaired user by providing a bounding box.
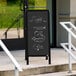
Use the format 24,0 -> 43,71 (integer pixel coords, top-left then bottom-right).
26,56 -> 29,65
46,55 -> 48,60
48,50 -> 51,64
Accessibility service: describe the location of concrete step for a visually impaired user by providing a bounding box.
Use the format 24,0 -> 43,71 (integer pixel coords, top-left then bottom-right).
0,63 -> 76,76
0,49 -> 76,76
30,71 -> 76,76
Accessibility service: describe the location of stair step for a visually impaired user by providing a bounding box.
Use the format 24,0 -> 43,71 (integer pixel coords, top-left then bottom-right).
1,64 -> 76,76
30,71 -> 76,76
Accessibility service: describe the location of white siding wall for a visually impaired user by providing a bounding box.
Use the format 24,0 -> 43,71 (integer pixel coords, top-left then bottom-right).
70,0 -> 76,17
70,0 -> 76,46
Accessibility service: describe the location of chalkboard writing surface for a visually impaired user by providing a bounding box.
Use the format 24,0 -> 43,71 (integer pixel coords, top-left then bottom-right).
26,10 -> 50,56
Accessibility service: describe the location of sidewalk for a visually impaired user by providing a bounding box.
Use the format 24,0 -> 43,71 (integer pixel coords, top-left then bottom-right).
0,48 -> 76,76
0,28 -> 23,39
0,48 -> 76,70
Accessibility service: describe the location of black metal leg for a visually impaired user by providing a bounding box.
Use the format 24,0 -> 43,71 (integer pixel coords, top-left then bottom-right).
25,50 -> 27,60
46,55 -> 48,60
25,50 -> 29,65
26,57 -> 29,65
48,50 -> 51,64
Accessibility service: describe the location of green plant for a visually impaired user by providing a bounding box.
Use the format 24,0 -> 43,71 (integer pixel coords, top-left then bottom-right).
0,5 -> 23,28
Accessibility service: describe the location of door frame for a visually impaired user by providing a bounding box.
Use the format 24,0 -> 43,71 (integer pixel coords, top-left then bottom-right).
51,0 -> 56,47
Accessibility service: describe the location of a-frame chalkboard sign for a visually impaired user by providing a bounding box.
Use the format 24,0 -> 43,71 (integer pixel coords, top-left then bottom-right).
24,10 -> 51,64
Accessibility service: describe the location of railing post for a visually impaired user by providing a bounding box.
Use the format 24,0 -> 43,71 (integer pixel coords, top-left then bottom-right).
60,22 -> 76,73
5,32 -> 7,39
68,29 -> 72,73
15,67 -> 19,76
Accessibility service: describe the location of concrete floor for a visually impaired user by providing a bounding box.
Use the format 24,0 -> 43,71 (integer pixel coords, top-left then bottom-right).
0,48 -> 76,71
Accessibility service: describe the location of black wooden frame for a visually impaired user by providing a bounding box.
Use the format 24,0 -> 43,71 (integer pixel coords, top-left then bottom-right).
24,10 -> 51,65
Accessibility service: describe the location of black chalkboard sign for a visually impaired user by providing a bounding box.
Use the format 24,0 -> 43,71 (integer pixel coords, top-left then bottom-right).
25,10 -> 51,64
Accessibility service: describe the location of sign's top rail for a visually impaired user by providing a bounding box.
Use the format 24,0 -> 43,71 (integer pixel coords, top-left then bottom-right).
25,6 -> 46,8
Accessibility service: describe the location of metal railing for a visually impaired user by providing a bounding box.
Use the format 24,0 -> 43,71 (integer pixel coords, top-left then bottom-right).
0,40 -> 22,76
60,22 -> 76,73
